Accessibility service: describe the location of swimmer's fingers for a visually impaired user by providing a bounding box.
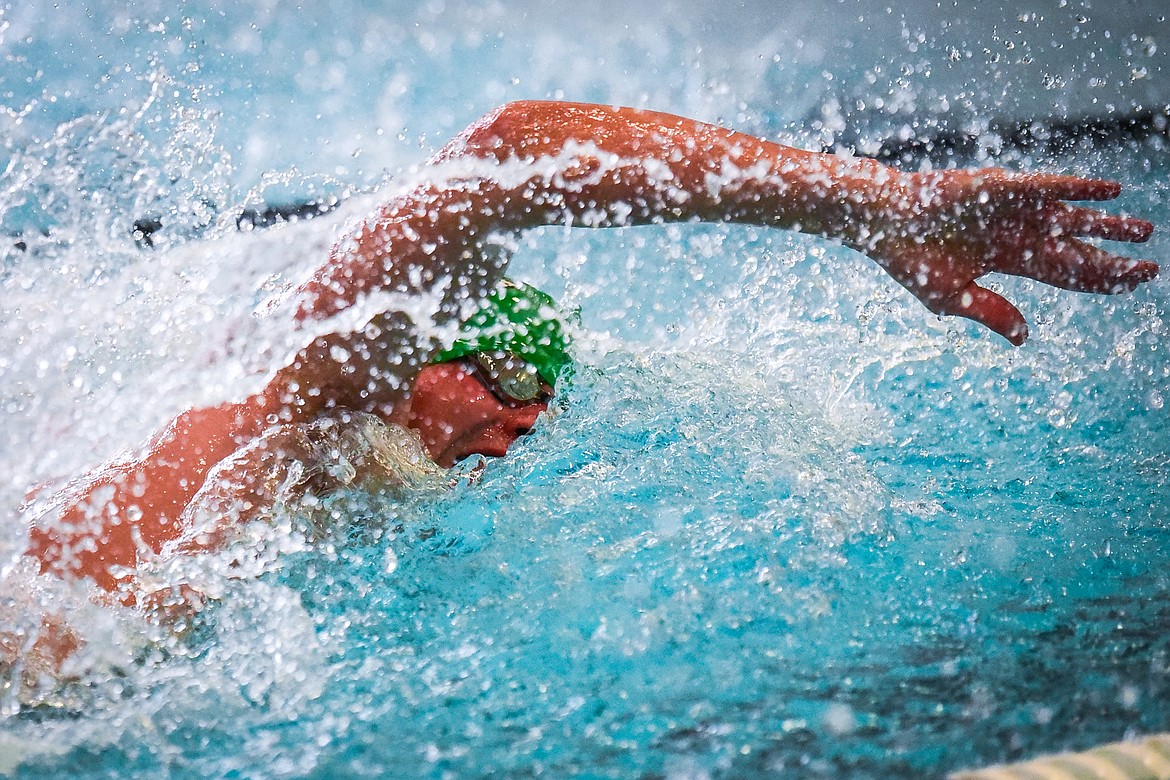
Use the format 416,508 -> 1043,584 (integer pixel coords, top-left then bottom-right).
1012,237 -> 1160,294
975,170 -> 1123,202
933,282 -> 1029,346
1054,204 -> 1155,243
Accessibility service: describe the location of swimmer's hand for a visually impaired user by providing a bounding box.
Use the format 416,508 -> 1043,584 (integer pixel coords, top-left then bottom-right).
864,169 -> 1157,345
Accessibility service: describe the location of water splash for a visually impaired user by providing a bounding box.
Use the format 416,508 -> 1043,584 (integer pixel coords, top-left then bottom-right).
2,2 -> 1169,778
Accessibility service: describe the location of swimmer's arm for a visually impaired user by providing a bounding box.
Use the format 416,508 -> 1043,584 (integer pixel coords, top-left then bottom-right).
296,100 -> 1156,344
28,293 -> 413,599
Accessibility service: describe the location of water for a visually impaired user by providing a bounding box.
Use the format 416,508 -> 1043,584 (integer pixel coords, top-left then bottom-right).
2,2 -> 1169,777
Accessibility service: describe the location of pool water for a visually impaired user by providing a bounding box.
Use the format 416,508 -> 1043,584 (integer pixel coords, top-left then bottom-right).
2,2 -> 1168,778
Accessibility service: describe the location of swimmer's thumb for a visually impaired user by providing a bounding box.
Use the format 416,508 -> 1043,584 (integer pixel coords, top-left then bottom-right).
939,282 -> 1028,346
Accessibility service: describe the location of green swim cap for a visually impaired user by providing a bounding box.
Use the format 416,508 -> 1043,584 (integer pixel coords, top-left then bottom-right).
433,279 -> 573,387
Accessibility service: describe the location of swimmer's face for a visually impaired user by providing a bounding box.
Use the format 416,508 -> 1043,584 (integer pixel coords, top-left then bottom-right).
406,361 -> 550,467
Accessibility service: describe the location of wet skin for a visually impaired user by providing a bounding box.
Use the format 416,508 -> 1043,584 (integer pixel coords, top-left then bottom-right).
403,361 -> 550,468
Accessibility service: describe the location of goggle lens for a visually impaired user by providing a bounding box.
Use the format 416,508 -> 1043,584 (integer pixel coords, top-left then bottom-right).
470,352 -> 550,404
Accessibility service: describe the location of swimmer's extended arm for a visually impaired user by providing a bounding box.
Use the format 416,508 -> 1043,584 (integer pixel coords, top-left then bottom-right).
296,100 -> 1156,345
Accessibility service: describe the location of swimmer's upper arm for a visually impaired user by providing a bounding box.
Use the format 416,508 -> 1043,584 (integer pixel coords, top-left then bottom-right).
293,182 -> 513,320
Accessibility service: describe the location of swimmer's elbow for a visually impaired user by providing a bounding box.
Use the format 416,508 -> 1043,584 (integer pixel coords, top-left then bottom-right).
431,102 -> 525,163
432,100 -> 575,164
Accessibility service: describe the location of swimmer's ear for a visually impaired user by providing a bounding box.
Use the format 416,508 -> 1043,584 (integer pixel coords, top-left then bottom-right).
935,281 -> 1028,346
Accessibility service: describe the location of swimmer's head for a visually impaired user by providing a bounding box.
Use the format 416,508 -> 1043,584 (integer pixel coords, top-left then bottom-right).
406,280 -> 573,467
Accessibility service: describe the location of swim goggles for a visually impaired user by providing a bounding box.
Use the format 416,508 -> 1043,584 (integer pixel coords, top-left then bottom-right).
432,279 -> 573,389
465,351 -> 552,405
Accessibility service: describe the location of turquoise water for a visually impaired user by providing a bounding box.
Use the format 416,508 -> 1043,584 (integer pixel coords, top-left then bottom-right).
2,3 -> 1169,778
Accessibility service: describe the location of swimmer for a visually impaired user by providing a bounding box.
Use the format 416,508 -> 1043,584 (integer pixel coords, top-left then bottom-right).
6,101 -> 1158,688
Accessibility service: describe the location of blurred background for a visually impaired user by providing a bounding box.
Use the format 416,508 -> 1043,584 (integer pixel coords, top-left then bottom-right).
3,0 -> 1166,211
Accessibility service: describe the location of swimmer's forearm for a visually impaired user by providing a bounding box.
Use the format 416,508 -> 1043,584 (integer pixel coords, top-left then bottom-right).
436,100 -> 897,243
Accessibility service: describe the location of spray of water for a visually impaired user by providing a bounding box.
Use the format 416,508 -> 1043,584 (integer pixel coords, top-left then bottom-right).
2,2 -> 1168,777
